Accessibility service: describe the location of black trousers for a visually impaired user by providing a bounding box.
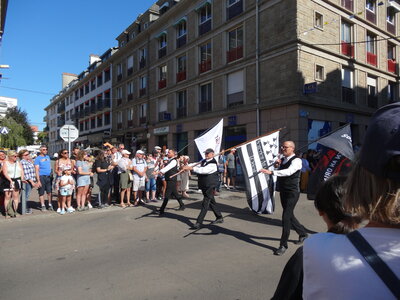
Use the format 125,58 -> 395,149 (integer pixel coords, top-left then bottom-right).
279,190 -> 307,248
160,180 -> 184,213
112,169 -> 120,201
196,186 -> 222,225
98,184 -> 111,205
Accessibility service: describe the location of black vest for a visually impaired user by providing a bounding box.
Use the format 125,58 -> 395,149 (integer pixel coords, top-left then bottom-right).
277,156 -> 301,192
164,158 -> 178,182
197,158 -> 219,189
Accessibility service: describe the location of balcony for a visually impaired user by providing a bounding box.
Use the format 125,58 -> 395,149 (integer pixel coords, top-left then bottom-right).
57,118 -> 65,127
117,74 -> 123,81
388,59 -> 396,73
227,46 -> 243,63
127,93 -> 133,101
387,22 -> 396,35
139,88 -> 146,97
84,107 -> 90,115
176,70 -> 186,82
199,19 -> 211,36
341,0 -> 353,11
176,35 -> 187,48
117,122 -> 123,130
158,47 -> 167,59
139,57 -> 146,69
139,117 -> 147,124
158,78 -> 167,89
127,67 -> 133,76
176,106 -> 187,118
366,10 -> 376,24
199,59 -> 212,73
227,0 -> 243,20
342,87 -> 355,104
57,104 -> 66,114
341,42 -> 354,57
367,52 -> 377,66
90,105 -> 96,114
127,120 -> 134,127
79,110 -> 85,118
199,101 -> 212,113
368,95 -> 378,108
117,98 -> 122,106
158,111 -> 172,121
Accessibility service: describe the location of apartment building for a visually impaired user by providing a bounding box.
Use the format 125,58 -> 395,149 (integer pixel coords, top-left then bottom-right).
109,0 -> 399,158
45,48 -> 117,154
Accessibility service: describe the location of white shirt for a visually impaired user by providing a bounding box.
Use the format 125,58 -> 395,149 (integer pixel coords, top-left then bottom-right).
303,227 -> 400,300
113,151 -> 122,163
118,157 -> 131,174
131,157 -> 147,178
160,158 -> 177,174
191,159 -> 218,175
273,154 -> 302,177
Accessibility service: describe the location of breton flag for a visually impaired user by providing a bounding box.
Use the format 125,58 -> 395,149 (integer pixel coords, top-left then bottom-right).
307,124 -> 354,200
195,118 -> 224,159
236,131 -> 280,214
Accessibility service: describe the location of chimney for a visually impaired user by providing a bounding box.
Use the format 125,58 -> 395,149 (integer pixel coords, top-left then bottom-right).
62,73 -> 78,89
89,54 -> 101,66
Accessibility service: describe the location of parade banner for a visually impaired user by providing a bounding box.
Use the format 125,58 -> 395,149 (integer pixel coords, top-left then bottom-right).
195,119 -> 223,159
307,124 -> 354,200
236,131 -> 280,214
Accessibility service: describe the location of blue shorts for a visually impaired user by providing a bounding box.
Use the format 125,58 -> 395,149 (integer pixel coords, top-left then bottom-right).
38,175 -> 52,196
145,178 -> 157,191
60,187 -> 73,196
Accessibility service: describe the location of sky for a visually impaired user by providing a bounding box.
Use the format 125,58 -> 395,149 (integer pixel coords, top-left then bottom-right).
0,0 -> 156,130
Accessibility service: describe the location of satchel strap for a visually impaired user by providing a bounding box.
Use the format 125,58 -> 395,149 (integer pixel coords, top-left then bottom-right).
347,230 -> 400,298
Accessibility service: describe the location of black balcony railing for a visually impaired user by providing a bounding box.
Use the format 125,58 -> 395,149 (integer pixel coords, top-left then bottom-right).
176,107 -> 187,118
97,99 -> 104,111
227,0 -> 243,20
342,87 -> 355,104
199,101 -> 212,113
139,57 -> 146,69
176,35 -> 187,48
199,19 -> 211,36
159,47 -> 167,59
90,105 -> 96,114
84,107 -> 90,115
104,98 -> 111,108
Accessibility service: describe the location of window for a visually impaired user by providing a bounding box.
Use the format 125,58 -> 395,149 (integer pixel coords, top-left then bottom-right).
366,32 -> 377,66
315,65 -> 324,81
158,98 -> 170,121
97,115 -> 103,127
117,87 -> 122,99
91,117 -> 96,129
139,76 -> 147,96
341,21 -> 354,57
198,2 -> 212,35
315,12 -> 323,29
158,65 -> 167,89
387,7 -> 396,34
227,27 -> 243,63
176,19 -> 187,48
139,47 -> 147,69
127,55 -> 134,75
104,112 -> 111,125
342,68 -> 355,104
177,90 -> 187,118
91,79 -> 96,91
127,81 -> 134,100
341,0 -> 354,11
227,70 -> 244,108
199,83 -> 212,113
387,81 -> 397,103
367,75 -> 378,108
366,0 -> 376,23
139,103 -> 147,124
227,0 -> 243,20
117,63 -> 123,81
117,111 -> 123,127
104,68 -> 110,82
199,42 -> 212,73
127,108 -> 134,127
177,55 -> 187,82
97,73 -> 103,86
158,33 -> 167,58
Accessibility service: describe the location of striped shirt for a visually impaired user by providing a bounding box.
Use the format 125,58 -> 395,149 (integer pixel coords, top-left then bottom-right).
21,159 -> 36,182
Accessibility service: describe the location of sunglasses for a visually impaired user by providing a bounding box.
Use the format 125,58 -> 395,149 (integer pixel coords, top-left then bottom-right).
62,152 -> 69,154
23,153 -> 29,156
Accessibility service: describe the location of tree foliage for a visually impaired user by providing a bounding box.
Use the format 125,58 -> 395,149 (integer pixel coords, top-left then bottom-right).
5,107 -> 34,145
0,117 -> 26,148
37,131 -> 48,145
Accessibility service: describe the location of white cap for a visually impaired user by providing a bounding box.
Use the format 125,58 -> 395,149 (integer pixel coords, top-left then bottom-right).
121,150 -> 131,155
136,150 -> 145,155
154,146 -> 161,150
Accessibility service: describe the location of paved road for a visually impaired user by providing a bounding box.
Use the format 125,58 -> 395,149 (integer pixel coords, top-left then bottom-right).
0,184 -> 325,300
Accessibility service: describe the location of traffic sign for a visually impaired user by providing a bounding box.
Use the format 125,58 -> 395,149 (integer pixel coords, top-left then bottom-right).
0,127 -> 9,135
60,124 -> 79,142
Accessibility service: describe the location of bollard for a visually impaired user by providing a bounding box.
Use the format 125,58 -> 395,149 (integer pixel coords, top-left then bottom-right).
21,182 -> 27,215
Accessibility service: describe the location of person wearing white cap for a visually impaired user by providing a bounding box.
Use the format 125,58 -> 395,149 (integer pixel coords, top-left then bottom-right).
131,150 -> 147,206
117,149 -> 132,208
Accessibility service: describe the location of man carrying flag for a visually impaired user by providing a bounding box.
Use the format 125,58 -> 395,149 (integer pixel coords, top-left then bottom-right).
260,141 -> 308,256
194,119 -> 223,159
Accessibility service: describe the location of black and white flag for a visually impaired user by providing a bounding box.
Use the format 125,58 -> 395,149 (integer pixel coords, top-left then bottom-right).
236,131 -> 280,214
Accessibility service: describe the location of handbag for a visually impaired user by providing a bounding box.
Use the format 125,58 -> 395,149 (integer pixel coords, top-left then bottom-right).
128,172 -> 134,182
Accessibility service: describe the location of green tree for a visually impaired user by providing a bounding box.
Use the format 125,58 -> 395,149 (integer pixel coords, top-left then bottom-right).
5,107 -> 34,145
0,117 -> 26,148
37,131 -> 48,145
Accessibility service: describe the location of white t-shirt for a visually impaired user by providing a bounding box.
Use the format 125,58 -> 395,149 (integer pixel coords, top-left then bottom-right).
59,175 -> 75,190
303,227 -> 400,300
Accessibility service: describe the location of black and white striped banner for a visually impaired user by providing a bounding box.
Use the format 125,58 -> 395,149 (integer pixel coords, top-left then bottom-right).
237,131 -> 280,214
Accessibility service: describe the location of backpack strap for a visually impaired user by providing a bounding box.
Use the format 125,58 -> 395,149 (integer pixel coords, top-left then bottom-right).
347,230 -> 400,298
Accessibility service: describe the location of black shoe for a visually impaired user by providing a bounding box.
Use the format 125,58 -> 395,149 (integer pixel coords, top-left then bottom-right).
190,223 -> 201,230
178,205 -> 185,211
156,210 -> 165,216
294,234 -> 308,245
274,246 -> 287,256
210,217 -> 224,225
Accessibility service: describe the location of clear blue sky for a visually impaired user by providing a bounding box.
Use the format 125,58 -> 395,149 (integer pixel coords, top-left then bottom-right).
0,0 -> 156,130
